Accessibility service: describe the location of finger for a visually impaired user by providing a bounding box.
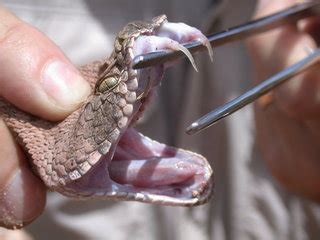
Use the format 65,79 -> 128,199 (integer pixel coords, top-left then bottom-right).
255,103 -> 320,202
247,0 -> 320,120
0,6 -> 91,121
0,120 -> 46,229
0,228 -> 32,240
298,16 -> 320,45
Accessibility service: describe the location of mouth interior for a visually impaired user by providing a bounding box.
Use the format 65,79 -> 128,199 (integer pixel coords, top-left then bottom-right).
110,127 -> 202,188
106,127 -> 209,199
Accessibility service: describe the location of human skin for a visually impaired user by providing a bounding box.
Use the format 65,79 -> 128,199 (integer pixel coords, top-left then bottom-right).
247,0 -> 320,202
0,6 -> 91,228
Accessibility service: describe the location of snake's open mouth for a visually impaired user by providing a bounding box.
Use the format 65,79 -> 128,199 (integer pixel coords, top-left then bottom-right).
111,129 -> 203,188
106,127 -> 212,205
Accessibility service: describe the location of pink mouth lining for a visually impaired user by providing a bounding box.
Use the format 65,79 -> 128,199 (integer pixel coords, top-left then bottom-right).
109,128 -> 207,192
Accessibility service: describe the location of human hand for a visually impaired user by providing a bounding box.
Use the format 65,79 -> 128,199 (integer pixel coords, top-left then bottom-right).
247,0 -> 320,202
0,6 -> 91,228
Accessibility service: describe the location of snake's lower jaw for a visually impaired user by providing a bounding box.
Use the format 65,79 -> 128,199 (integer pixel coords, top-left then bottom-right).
66,128 -> 213,206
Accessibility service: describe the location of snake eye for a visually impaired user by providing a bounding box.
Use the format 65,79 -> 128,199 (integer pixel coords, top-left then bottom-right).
97,76 -> 119,93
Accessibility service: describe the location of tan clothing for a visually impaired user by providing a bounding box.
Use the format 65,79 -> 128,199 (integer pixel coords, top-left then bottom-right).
2,0 -> 320,239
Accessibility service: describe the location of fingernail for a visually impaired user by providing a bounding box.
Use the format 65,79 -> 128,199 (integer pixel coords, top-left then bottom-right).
0,167 -> 45,229
42,60 -> 91,108
0,169 -> 25,228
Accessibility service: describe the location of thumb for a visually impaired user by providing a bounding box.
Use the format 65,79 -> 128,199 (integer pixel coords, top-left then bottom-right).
0,6 -> 91,121
0,6 -> 90,228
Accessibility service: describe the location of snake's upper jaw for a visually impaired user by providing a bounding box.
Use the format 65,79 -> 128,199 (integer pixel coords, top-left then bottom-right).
133,20 -> 214,72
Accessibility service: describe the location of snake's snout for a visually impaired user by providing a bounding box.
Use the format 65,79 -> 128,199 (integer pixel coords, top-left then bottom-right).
132,20 -> 213,72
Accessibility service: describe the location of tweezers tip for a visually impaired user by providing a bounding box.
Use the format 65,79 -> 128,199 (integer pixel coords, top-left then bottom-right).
132,56 -> 144,69
186,122 -> 199,135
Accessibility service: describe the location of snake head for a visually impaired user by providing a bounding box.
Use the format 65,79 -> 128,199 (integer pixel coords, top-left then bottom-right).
62,16 -> 213,206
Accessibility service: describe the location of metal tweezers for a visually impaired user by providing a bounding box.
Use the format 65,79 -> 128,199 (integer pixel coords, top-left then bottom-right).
132,1 -> 320,135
